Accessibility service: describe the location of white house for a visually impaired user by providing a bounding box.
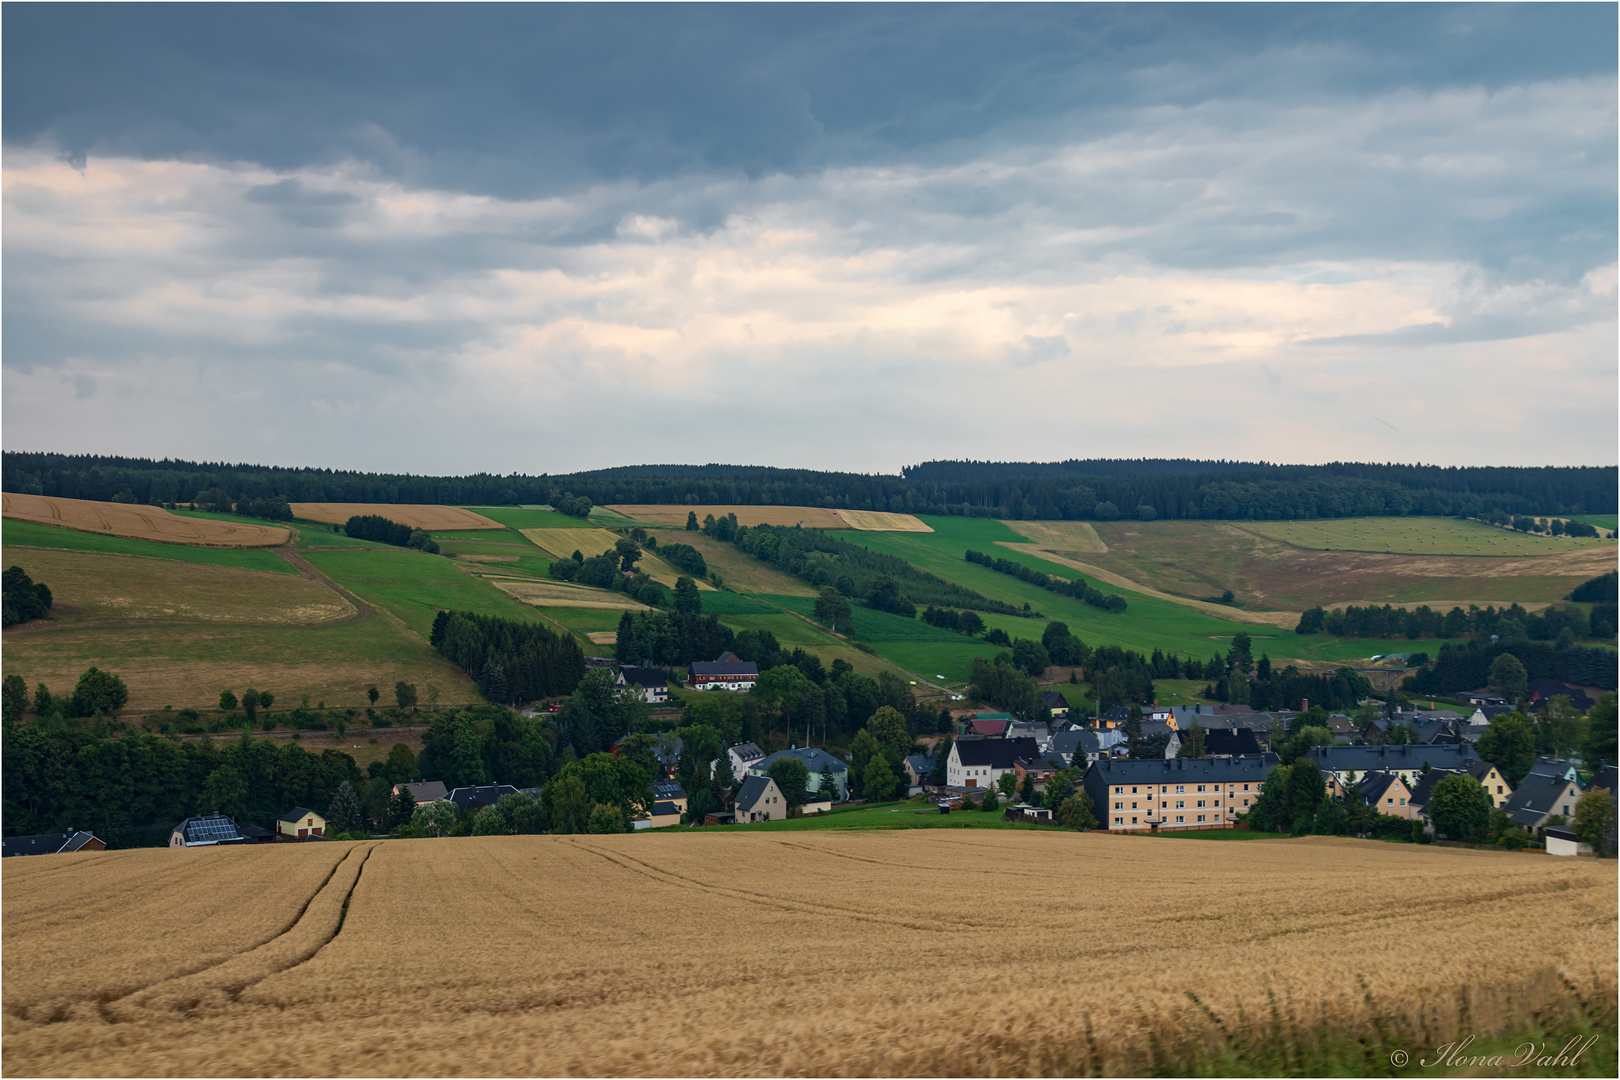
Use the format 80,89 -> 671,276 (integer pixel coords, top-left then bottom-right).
946,737 -> 1041,789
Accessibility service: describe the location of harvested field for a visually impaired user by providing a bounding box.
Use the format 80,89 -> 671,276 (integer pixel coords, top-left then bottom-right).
993,541 -> 1300,628
518,528 -> 714,590
1081,520 -> 1617,611
2,493 -> 288,548
608,504 -> 931,531
646,532 -> 817,596
1006,519 -> 1108,552
1239,516 -> 1611,556
3,834 -> 1613,1077
289,504 -> 505,530
484,577 -> 649,610
0,548 -> 354,625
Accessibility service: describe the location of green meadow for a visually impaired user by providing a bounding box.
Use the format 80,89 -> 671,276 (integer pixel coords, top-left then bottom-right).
834,515 -> 1452,667
1,518 -> 298,575
304,548 -> 544,637
461,506 -> 590,530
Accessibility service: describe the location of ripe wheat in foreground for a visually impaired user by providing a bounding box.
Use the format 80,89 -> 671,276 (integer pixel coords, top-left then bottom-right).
3,832 -> 1614,1076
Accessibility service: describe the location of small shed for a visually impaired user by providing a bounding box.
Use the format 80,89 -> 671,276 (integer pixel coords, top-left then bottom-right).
277,807 -> 327,840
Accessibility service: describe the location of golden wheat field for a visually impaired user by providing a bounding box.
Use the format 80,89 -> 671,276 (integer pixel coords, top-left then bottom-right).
1,493 -> 289,547
3,832 -> 1614,1077
607,504 -> 932,532
288,503 -> 505,530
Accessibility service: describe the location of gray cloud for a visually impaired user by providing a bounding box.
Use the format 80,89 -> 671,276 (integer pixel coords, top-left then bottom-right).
1,5 -> 1614,471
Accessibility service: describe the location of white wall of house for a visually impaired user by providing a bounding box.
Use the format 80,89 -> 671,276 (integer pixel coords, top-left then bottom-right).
946,743 -> 1011,789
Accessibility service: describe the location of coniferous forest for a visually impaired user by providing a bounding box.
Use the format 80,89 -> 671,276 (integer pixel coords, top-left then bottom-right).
4,453 -> 1613,521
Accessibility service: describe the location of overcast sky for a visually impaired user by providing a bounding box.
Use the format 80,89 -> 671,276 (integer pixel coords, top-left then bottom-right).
3,3 -> 1615,474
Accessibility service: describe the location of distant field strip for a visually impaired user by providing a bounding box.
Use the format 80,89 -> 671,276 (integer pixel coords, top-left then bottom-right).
608,504 -> 932,531
289,503 -> 505,530
992,542 -> 1301,628
483,577 -> 649,610
2,493 -> 289,548
2,834 -> 1613,1077
1239,516 -> 1612,556
1006,519 -> 1109,552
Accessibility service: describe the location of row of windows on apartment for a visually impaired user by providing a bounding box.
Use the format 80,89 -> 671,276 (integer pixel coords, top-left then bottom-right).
1115,798 -> 1251,811
1112,783 -> 1259,795
1115,814 -> 1212,825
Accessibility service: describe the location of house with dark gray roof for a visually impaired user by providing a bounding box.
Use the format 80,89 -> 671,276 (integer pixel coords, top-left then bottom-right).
616,665 -> 671,704
1050,729 -> 1102,768
1502,770 -> 1582,835
688,656 -> 759,691
1137,720 -> 1181,758
1083,754 -> 1278,831
904,753 -> 936,789
1041,690 -> 1070,718
1305,743 -> 1480,788
2,831 -> 105,857
734,775 -> 786,823
1203,728 -> 1263,757
1354,772 -> 1414,819
947,737 -> 1042,788
751,746 -> 850,800
392,780 -> 449,805
446,784 -> 520,816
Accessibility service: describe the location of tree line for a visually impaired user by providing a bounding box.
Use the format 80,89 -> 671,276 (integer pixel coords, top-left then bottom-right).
704,515 -> 1023,616
345,514 -> 441,553
430,612 -> 586,704
1403,638 -> 1618,696
14,453 -> 1608,522
1296,601 -> 1615,643
964,549 -> 1127,613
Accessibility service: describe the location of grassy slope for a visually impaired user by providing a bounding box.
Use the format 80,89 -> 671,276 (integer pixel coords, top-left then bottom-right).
463,506 -> 590,530
1241,516 -> 1610,556
2,518 -> 298,574
304,548 -> 545,638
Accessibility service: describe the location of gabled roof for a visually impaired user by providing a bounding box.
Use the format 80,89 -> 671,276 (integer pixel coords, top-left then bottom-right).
1591,765 -> 1619,796
754,746 -> 848,774
1305,743 -> 1480,774
649,801 -> 682,817
734,774 -> 778,811
617,666 -> 669,688
969,717 -> 1009,736
651,780 -> 687,800
1502,772 -> 1579,823
396,780 -> 449,804
728,741 -> 765,763
954,737 -> 1042,770
277,807 -> 321,824
447,784 -> 520,812
1097,705 -> 1131,724
1355,771 -> 1404,805
1203,728 -> 1263,757
1042,690 -> 1069,709
1050,730 -> 1101,759
1405,768 -> 1457,811
690,660 -> 759,677
1,831 -> 101,857
1524,757 -> 1579,783
904,753 -> 936,777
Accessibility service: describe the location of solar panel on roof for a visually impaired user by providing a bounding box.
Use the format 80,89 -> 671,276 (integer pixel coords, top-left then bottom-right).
187,817 -> 240,843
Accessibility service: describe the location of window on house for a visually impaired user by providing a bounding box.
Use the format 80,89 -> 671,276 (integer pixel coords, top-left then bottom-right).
1400,798 -> 1406,806
1131,786 -> 1138,794
1197,814 -> 1206,822
1213,800 -> 1220,807
1115,787 -> 1124,795
1131,816 -> 1138,825
1176,800 -> 1184,808
1244,783 -> 1250,791
1177,785 -> 1185,794
1114,817 -> 1123,825
1197,785 -> 1206,792
1242,798 -> 1250,807
1114,802 -> 1123,810
1175,815 -> 1185,823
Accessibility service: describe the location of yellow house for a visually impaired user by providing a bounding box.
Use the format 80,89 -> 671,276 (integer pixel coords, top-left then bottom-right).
276,807 -> 326,840
1354,772 -> 1415,819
